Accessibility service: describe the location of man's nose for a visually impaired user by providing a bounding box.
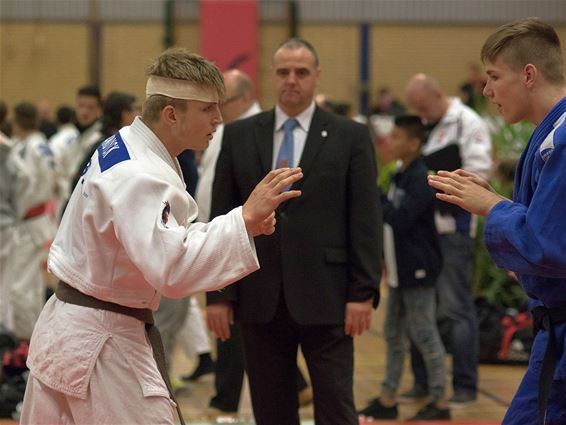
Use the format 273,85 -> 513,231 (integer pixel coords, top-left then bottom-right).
286,71 -> 297,84
214,105 -> 223,124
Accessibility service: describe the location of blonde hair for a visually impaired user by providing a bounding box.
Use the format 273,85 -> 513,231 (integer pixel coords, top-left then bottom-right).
481,17 -> 564,85
142,48 -> 225,122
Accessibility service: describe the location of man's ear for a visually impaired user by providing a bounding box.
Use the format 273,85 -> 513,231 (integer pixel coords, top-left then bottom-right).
161,105 -> 177,125
524,63 -> 537,88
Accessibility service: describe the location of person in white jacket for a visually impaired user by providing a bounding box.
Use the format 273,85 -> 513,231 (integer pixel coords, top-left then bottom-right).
8,102 -> 57,340
20,48 -> 303,425
0,130 -> 16,333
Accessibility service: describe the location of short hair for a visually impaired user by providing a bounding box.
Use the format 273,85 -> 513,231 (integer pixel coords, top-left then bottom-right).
14,102 -> 38,131
481,17 -> 564,85
143,48 -> 225,122
0,100 -> 7,124
102,92 -> 136,133
77,84 -> 102,104
394,115 -> 425,145
232,73 -> 253,98
276,38 -> 319,67
56,106 -> 74,125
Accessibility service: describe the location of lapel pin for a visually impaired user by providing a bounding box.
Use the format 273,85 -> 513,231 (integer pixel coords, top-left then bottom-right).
321,130 -> 328,138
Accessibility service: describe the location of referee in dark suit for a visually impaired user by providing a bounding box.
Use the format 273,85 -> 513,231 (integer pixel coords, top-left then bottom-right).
208,38 -> 382,425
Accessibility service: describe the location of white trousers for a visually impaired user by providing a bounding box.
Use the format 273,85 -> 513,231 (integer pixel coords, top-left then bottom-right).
0,225 -> 15,332
177,297 -> 211,357
10,220 -> 46,339
21,336 -> 175,425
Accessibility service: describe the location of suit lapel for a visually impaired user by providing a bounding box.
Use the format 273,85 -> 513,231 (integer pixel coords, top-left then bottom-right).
254,110 -> 275,175
296,107 -> 329,187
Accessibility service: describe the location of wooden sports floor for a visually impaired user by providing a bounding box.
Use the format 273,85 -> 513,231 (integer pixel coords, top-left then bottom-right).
1,293 -> 525,424
166,294 -> 525,425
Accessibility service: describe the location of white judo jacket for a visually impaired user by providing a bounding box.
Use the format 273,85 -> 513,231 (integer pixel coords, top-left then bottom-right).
27,117 -> 259,400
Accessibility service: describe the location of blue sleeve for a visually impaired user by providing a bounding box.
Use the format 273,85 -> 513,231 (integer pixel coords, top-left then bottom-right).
484,141 -> 566,278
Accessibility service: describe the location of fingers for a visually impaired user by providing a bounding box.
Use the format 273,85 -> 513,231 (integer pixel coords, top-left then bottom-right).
260,214 -> 276,236
428,175 -> 463,196
431,172 -> 467,191
274,189 -> 302,206
264,167 -> 302,187
344,310 -> 371,336
206,305 -> 233,341
435,191 -> 464,207
272,168 -> 303,191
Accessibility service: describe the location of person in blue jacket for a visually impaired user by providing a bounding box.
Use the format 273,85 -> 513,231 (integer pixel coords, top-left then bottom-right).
359,115 -> 449,421
429,17 -> 566,425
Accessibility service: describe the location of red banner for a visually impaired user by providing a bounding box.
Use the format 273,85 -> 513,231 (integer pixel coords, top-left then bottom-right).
200,0 -> 258,90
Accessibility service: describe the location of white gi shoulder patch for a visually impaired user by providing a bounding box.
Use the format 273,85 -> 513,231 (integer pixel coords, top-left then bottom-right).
539,134 -> 554,162
541,112 -> 566,162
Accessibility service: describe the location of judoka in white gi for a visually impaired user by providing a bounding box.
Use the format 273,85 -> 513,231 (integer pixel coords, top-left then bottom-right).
50,85 -> 102,211
20,48 -> 303,425
7,103 -> 57,340
0,130 -> 17,333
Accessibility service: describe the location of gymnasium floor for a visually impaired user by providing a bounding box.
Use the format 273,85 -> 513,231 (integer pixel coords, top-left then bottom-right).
166,295 -> 525,425
1,293 -> 525,424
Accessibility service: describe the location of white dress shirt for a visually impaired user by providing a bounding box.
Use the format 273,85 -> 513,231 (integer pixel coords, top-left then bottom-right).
272,101 -> 316,169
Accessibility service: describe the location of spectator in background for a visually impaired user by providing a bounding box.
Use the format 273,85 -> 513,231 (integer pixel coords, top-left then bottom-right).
69,91 -> 137,192
49,105 -> 79,207
459,63 -> 487,114
403,73 -> 492,407
37,99 -> 58,140
358,116 -> 449,421
50,85 -> 102,206
54,105 -> 75,128
370,87 -> 407,117
8,102 -> 57,340
0,100 -> 12,138
0,118 -> 15,333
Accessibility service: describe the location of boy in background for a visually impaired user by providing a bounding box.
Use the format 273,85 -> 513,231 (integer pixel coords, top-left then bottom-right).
359,115 -> 449,421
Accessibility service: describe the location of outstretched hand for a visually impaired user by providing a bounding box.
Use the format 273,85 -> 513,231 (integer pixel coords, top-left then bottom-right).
243,167 -> 303,236
427,169 -> 508,216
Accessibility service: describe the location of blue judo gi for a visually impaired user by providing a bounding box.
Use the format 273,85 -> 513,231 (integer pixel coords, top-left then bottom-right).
484,97 -> 566,425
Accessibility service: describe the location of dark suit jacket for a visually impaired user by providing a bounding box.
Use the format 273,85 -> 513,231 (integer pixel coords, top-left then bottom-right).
208,106 -> 382,325
382,157 -> 442,288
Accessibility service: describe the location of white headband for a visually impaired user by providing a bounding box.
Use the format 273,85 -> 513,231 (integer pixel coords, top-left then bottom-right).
145,75 -> 219,103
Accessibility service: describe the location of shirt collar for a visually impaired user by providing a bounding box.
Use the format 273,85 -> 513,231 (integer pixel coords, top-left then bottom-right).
275,101 -> 316,132
239,101 -> 262,121
439,97 -> 463,125
129,116 -> 183,179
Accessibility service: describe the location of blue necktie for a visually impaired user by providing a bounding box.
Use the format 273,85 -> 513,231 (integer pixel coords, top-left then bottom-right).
276,118 -> 298,169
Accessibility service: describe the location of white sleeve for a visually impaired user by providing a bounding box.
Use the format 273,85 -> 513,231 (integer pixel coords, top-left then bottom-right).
100,168 -> 259,298
459,115 -> 493,179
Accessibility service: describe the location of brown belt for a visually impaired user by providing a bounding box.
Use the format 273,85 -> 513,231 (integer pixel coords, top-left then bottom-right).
55,281 -> 185,425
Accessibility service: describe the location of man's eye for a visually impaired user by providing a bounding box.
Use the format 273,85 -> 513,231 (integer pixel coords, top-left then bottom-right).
276,69 -> 288,77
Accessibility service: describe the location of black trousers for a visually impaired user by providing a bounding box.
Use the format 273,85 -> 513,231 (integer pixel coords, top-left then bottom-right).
209,324 -> 245,412
210,324 -> 310,412
240,299 -> 356,425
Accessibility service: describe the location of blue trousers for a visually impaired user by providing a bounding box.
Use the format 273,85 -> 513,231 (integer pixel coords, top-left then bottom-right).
503,322 -> 566,425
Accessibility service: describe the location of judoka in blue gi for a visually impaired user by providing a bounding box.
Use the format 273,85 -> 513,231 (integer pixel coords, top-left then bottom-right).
428,17 -> 566,425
